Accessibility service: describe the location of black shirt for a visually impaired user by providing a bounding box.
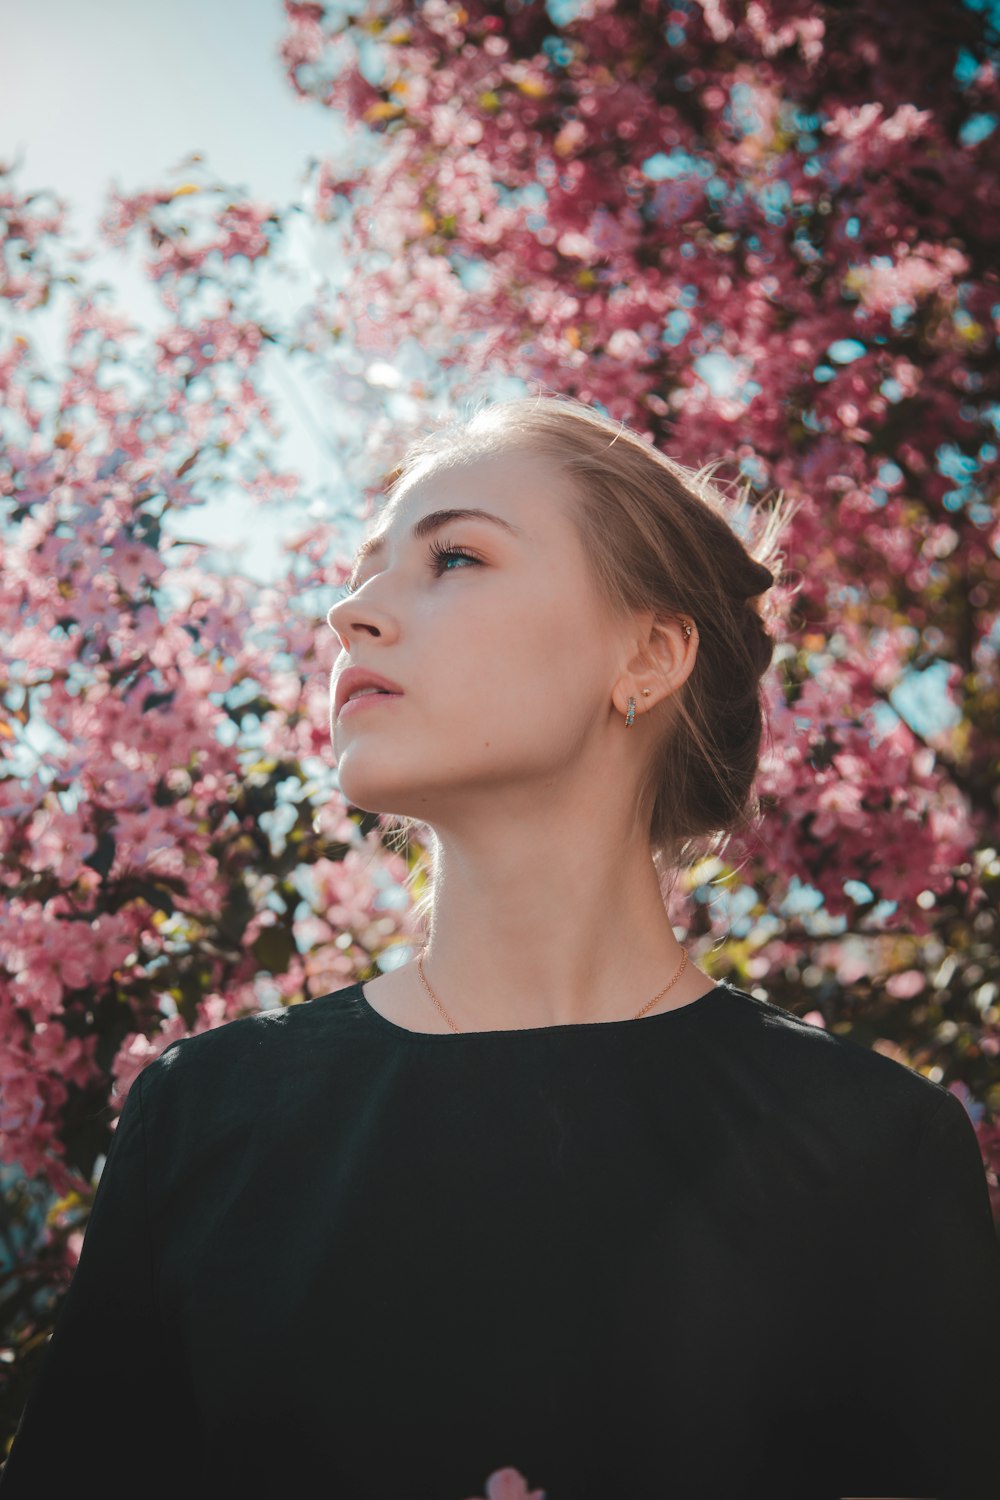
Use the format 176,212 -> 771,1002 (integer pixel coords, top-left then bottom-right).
3,979 -> 999,1499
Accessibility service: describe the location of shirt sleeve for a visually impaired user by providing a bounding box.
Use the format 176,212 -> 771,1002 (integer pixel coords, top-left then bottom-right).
0,1064 -> 198,1494
851,1088 -> 1000,1500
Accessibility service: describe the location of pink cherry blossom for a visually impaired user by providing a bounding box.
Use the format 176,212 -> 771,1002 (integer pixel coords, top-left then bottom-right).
3,0 -> 1000,1427
462,1465 -> 547,1500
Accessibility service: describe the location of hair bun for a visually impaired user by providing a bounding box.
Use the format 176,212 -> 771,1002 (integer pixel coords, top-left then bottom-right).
745,559 -> 775,596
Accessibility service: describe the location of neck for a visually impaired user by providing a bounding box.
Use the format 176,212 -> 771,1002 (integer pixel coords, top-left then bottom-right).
406,825 -> 706,1030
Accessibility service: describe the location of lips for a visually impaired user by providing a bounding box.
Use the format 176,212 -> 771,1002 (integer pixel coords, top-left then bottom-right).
334,666 -> 405,718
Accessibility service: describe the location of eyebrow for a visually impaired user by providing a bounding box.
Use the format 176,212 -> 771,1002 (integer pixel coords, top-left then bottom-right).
349,507 -> 522,582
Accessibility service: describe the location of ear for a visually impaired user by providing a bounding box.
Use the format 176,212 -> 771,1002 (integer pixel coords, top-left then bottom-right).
614,612 -> 697,718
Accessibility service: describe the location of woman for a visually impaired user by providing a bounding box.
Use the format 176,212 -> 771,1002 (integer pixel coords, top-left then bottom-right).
3,396 -> 999,1500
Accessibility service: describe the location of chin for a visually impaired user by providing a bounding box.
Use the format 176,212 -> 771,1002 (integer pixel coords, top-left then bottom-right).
333,760 -> 416,820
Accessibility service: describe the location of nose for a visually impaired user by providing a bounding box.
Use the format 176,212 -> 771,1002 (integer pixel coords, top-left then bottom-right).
326,591 -> 356,635
326,589 -> 387,647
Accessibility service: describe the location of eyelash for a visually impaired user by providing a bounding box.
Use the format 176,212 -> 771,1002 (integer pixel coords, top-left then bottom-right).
428,538 -> 484,576
343,539 -> 483,595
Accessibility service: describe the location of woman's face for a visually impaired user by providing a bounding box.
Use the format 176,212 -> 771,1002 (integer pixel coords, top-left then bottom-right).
326,447 -> 632,826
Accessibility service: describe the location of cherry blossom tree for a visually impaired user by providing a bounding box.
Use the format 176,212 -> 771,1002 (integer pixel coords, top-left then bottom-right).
278,0 -> 1000,1165
0,161 -> 424,1430
2,0 -> 999,1465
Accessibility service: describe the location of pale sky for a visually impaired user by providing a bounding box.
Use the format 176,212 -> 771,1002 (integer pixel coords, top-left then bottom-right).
5,0 -> 328,241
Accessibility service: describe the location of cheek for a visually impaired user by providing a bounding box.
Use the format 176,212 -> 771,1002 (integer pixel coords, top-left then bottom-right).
419,588 -> 598,727
475,617 -> 585,724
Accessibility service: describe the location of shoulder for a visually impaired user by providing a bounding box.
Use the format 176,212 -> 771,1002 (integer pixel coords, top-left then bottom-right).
713,982 -> 959,1151
125,984 -> 374,1192
135,983 -> 367,1119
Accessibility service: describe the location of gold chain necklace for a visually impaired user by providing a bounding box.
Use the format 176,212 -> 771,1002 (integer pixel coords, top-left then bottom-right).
416,948 -> 689,1034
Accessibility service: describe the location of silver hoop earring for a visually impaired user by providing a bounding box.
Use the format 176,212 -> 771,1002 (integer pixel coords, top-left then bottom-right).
625,688 -> 654,725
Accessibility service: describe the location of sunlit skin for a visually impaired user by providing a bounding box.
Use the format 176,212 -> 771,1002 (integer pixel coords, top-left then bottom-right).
326,447 -> 712,1033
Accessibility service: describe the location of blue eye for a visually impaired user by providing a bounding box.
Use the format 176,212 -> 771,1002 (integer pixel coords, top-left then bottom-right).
428,539 -> 484,575
340,538 -> 483,597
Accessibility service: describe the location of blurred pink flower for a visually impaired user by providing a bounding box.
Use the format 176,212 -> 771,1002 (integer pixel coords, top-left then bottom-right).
461,1464 -> 547,1500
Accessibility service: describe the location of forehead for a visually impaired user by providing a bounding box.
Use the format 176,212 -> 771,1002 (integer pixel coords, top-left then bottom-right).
356,447 -> 569,561
401,446 -> 561,514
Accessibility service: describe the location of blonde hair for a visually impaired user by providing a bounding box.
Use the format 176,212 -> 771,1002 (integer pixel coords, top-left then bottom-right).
374,393 -> 796,935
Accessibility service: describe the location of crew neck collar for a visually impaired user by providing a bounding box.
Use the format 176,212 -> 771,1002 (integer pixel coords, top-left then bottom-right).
351,979 -> 731,1041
